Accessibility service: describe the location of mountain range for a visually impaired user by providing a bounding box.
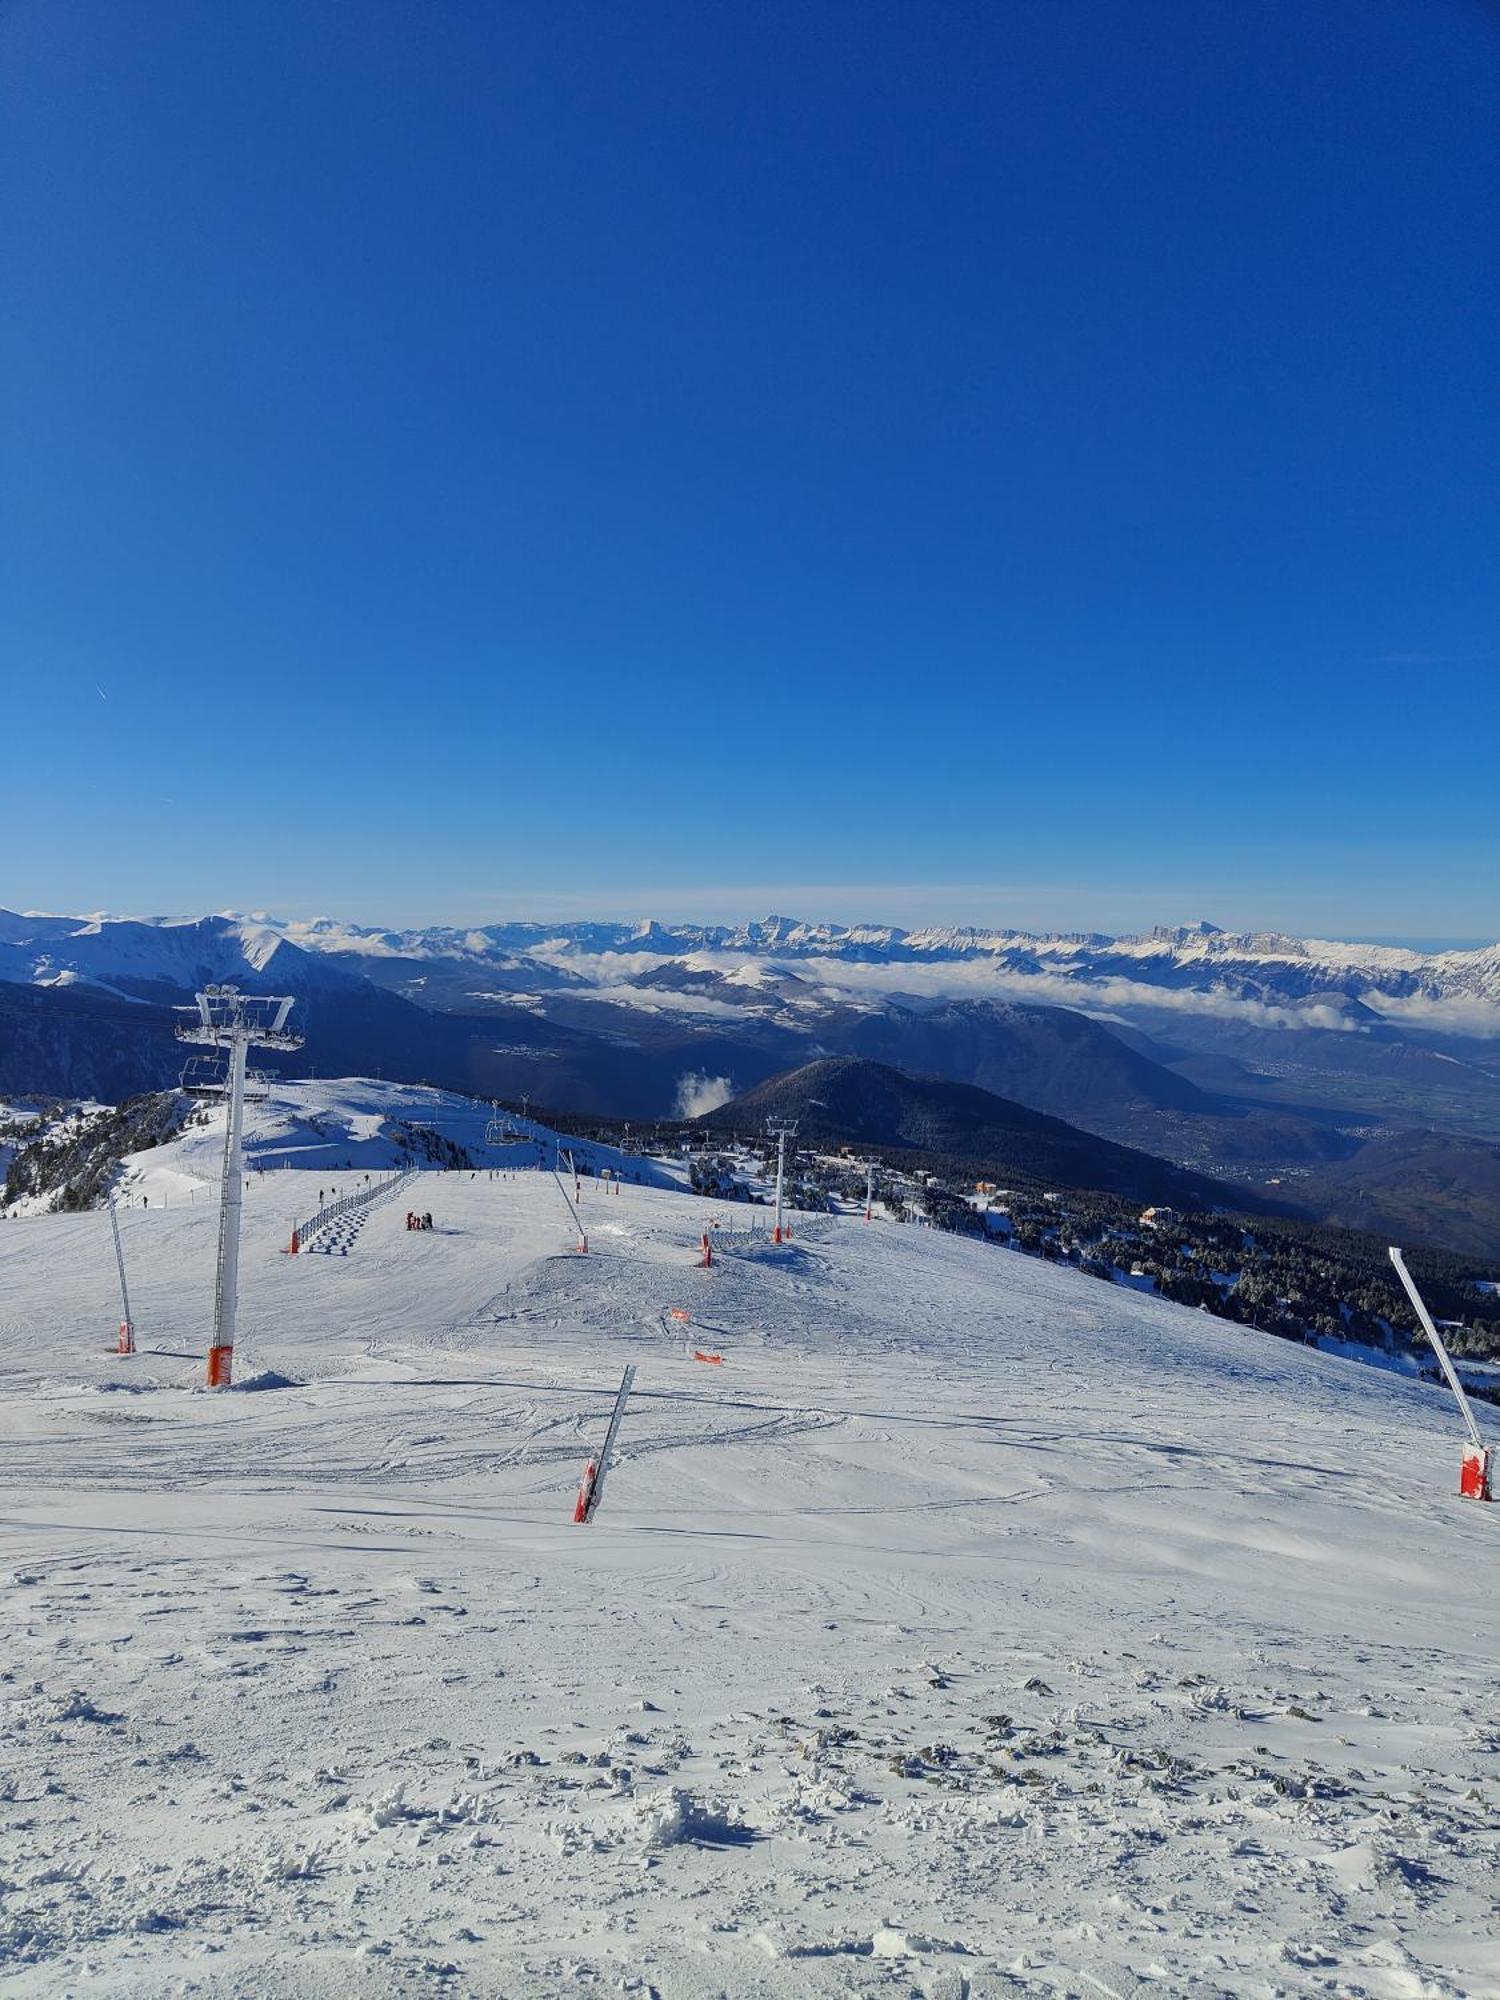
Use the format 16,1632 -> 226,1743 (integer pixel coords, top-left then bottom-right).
3,906 -> 1499,1253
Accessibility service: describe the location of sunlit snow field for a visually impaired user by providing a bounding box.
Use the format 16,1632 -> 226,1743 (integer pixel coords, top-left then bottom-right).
1,1089 -> 1497,1997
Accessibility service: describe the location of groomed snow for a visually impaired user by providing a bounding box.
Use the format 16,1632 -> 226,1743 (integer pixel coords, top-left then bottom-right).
1,1094 -> 1497,1996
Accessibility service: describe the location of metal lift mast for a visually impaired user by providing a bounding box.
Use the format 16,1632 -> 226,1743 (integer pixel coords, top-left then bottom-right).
177,986 -> 303,1388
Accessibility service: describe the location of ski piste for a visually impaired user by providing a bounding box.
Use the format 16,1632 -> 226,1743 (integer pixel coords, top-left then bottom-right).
573,1363 -> 636,1523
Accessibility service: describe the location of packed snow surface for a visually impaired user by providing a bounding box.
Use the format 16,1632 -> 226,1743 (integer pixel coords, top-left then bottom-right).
1,1134 -> 1498,1995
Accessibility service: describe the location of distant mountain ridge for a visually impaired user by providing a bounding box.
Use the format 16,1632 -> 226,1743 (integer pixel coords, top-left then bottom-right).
698,1058 -> 1266,1213
1298,1129 -> 1500,1262
272,909 -> 1500,1002
5,907 -> 1500,1250
8,907 -> 1500,1016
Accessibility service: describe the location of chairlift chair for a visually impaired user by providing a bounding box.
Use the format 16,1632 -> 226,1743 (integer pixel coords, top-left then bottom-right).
180,1055 -> 229,1097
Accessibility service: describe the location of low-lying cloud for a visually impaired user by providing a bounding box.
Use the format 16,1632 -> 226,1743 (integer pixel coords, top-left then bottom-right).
514,940 -> 1500,1039
781,956 -> 1368,1033
565,982 -> 751,1022
673,1071 -> 735,1118
1361,992 -> 1500,1039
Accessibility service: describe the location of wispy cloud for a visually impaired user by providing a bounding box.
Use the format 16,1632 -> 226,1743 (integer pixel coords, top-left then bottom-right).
1362,992 -> 1500,1039
673,1071 -> 735,1117
775,956 -> 1369,1033
550,946 -> 1375,1034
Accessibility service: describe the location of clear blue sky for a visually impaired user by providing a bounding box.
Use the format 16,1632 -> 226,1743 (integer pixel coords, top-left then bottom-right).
3,0 -> 1496,938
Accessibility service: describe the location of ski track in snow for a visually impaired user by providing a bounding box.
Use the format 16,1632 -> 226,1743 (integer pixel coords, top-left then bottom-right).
2,1162 -> 1499,1998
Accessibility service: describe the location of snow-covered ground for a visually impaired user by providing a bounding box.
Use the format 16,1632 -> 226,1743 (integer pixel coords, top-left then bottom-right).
2,1108 -> 1498,1996
0,1078 -> 685,1221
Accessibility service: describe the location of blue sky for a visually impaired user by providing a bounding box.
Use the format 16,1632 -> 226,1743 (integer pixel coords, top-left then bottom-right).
3,0 -> 1496,939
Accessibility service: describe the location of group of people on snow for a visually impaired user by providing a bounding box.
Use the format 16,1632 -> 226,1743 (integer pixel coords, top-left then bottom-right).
405,1210 -> 434,1232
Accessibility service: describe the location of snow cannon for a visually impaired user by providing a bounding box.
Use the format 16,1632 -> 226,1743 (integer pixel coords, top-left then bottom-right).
571,1365 -> 636,1525
1461,1447 -> 1494,1503
1389,1248 -> 1493,1501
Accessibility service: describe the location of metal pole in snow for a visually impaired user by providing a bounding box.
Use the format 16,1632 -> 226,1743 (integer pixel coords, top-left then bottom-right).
766,1118 -> 797,1244
1389,1247 -> 1485,1449
208,1031 -> 249,1387
178,987 -> 302,1388
573,1363 -> 636,1523
552,1166 -> 587,1253
108,1199 -> 135,1354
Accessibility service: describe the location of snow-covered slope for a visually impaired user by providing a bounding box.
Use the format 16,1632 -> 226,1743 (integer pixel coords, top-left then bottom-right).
1,1153 -> 1496,1995
2,1077 -> 683,1218
0,911 -> 363,1005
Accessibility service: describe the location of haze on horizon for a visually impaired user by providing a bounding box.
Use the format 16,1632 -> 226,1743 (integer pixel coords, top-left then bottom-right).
3,1 -> 1496,936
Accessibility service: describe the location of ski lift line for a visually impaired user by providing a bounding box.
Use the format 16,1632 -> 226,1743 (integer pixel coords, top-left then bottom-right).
293,1165 -> 421,1250
1388,1247 -> 1485,1450
703,1213 -> 838,1251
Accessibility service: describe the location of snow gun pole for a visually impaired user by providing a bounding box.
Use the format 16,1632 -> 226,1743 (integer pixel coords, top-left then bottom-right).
553,1166 -> 587,1254
864,1159 -> 874,1224
573,1363 -> 636,1523
108,1198 -> 135,1355
1389,1247 -> 1492,1499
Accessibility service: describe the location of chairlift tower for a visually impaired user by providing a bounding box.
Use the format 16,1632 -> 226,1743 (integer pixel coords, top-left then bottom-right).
177,986 -> 302,1388
485,1101 -> 522,1147
766,1117 -> 798,1245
